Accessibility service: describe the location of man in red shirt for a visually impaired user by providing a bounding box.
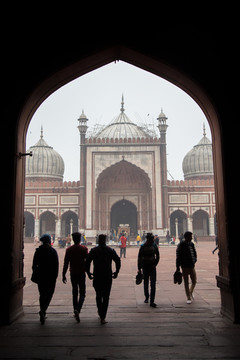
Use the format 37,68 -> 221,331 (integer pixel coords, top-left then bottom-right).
120,233 -> 127,258
62,232 -> 88,322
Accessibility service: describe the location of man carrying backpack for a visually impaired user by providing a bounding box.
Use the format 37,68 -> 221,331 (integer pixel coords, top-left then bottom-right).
137,232 -> 160,307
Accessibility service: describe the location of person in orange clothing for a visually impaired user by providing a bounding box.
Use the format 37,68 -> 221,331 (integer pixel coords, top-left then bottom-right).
120,233 -> 127,258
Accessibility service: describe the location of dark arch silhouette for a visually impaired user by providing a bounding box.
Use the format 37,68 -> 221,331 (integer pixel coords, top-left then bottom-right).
4,43 -> 237,324
111,199 -> 138,236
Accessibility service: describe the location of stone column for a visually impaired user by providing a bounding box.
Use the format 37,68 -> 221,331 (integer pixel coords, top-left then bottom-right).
187,216 -> 193,232
34,219 -> 40,239
55,218 -> 61,239
209,216 -> 215,236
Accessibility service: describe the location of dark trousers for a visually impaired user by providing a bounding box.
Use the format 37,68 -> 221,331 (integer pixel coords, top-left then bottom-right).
93,278 -> 112,320
70,273 -> 86,313
143,267 -> 156,304
120,247 -> 126,258
38,279 -> 56,314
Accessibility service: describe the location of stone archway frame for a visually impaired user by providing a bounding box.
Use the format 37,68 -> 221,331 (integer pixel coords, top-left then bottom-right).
15,45 -> 227,321
95,159 -> 152,231
192,208 -> 210,236
39,210 -> 56,236
169,209 -> 188,237
60,210 -> 79,237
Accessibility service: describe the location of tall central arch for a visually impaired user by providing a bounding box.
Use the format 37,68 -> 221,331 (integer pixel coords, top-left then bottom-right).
95,159 -> 152,232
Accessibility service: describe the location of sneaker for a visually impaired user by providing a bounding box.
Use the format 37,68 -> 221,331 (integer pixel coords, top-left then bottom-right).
100,318 -> 108,325
191,292 -> 195,300
144,298 -> 149,303
39,310 -> 45,324
74,309 -> 80,323
186,299 -> 192,304
150,303 -> 157,308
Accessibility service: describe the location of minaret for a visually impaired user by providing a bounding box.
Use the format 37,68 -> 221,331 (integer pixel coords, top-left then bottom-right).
157,109 -> 168,230
78,110 -> 88,142
78,110 -> 88,178
78,110 -> 88,231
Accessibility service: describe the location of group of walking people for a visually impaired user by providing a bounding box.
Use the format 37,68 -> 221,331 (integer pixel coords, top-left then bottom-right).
31,231 -> 197,324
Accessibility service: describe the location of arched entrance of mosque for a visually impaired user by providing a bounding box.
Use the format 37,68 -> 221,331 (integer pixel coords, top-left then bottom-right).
95,159 -> 152,232
111,200 -> 137,236
24,211 -> 35,239
192,209 -> 209,236
61,210 -> 78,237
170,210 -> 187,237
39,211 -> 56,239
8,45 -> 236,325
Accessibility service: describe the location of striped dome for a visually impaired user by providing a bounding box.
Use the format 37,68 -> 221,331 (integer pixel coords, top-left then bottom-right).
26,130 -> 65,181
182,131 -> 213,180
96,96 -> 149,140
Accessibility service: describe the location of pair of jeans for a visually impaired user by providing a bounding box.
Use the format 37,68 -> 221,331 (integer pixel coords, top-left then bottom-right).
70,272 -> 86,313
120,247 -> 126,258
38,279 -> 56,314
143,267 -> 156,304
93,278 -> 112,320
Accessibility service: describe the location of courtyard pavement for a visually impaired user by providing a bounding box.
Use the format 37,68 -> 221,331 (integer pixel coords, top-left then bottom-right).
0,241 -> 240,359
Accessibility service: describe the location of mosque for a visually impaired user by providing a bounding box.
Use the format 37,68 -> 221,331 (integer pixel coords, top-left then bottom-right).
24,98 -> 215,242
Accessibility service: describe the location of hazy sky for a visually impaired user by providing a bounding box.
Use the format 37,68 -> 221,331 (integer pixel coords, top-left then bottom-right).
26,61 -> 211,181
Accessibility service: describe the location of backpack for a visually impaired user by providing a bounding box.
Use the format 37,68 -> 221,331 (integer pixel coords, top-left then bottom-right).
141,244 -> 156,266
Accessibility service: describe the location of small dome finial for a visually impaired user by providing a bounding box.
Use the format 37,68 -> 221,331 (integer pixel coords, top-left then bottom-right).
203,122 -> 206,137
120,94 -> 125,113
40,125 -> 43,139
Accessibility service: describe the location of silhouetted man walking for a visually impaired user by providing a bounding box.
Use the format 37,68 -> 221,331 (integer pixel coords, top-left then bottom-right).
86,234 -> 121,324
32,234 -> 59,324
176,231 -> 197,304
62,232 -> 88,322
138,232 -> 160,307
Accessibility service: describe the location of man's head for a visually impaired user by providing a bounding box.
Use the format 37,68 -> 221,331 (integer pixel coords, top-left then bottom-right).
146,232 -> 154,244
98,234 -> 106,246
184,231 -> 193,242
72,232 -> 81,244
40,234 -> 51,245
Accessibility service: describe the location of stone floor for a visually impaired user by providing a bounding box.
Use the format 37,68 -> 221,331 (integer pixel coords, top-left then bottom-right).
0,242 -> 240,359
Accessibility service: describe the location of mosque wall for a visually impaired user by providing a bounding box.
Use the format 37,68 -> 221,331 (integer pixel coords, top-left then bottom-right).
24,110 -> 216,240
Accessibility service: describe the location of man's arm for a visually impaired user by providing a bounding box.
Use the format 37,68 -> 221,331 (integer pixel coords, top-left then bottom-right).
62,249 -> 69,283
137,246 -> 143,271
53,249 -> 59,279
192,243 -> 197,263
112,249 -> 121,278
176,243 -> 181,270
154,245 -> 160,266
86,249 -> 94,279
32,249 -> 39,272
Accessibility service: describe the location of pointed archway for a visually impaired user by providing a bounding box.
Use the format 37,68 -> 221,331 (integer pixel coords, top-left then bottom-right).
5,44 -> 237,324
111,199 -> 137,236
170,210 -> 187,237
61,210 -> 79,237
95,159 -> 152,232
192,209 -> 209,236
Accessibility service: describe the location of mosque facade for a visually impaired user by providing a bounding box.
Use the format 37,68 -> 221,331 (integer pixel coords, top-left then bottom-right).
24,99 -> 216,241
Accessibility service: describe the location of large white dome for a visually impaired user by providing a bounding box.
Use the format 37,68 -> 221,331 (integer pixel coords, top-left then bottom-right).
182,131 -> 214,180
26,130 -> 65,181
96,97 -> 149,140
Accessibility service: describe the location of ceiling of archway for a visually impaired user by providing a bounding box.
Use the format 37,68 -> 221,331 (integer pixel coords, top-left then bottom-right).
96,159 -> 151,192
